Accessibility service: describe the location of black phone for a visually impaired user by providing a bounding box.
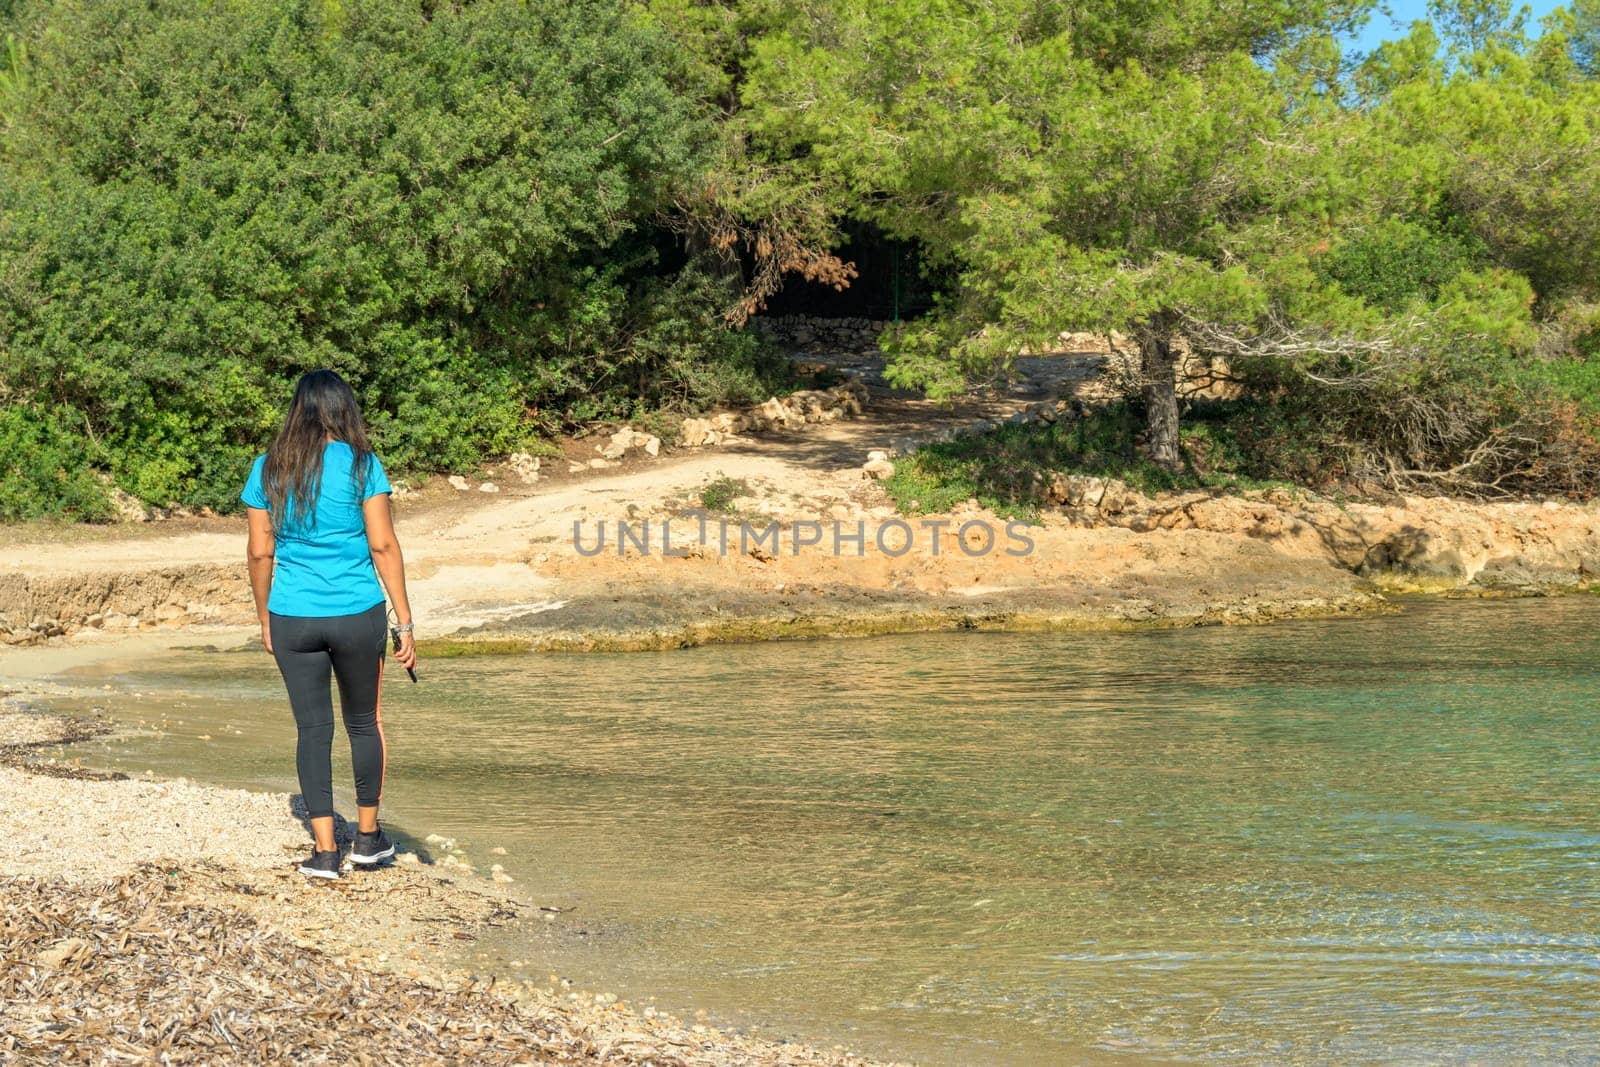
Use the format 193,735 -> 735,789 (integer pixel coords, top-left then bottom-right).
390,627 -> 418,683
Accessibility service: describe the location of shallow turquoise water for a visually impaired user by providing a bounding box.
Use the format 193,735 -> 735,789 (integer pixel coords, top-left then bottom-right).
54,597 -> 1600,1064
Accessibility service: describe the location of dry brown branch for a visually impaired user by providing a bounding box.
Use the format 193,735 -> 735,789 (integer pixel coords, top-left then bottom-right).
1175,307 -> 1469,388
663,163 -> 857,328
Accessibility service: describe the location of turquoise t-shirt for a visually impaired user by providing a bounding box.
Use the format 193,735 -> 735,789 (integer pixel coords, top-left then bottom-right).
240,441 -> 391,618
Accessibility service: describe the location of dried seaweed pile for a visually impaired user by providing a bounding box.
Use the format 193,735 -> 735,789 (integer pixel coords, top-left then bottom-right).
0,865 -> 869,1066
0,711 -> 121,781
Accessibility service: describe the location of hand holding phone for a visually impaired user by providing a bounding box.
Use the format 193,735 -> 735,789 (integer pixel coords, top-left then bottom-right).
390,626 -> 418,684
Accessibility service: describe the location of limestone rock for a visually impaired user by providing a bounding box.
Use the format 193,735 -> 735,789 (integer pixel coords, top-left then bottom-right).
108,486 -> 151,523
679,374 -> 868,448
586,425 -> 664,460
507,452 -> 541,483
863,457 -> 896,480
680,418 -> 714,448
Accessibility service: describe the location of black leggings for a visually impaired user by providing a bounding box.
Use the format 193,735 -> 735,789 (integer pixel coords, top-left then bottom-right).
269,602 -> 388,820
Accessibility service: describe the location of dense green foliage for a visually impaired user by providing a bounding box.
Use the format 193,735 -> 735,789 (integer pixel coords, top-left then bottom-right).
675,0 -> 1600,495
0,0 -> 781,517
1313,220 -> 1489,312
3,0 -> 1599,519
0,402 -> 113,521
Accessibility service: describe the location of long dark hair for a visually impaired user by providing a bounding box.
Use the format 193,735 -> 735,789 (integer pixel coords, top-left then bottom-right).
262,370 -> 373,532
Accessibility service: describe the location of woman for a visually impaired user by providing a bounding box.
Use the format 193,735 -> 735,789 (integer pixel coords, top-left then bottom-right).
241,369 -> 419,880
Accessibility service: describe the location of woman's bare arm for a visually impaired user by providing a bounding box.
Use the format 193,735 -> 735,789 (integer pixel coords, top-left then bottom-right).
363,494 -> 417,671
246,507 -> 276,652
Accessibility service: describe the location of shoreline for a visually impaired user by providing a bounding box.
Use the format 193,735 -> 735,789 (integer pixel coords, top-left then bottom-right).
0,696 -> 898,1066
7,482 -> 1600,660
444,586 -> 1394,653
4,585 -> 1595,1065
4,563 -> 1592,665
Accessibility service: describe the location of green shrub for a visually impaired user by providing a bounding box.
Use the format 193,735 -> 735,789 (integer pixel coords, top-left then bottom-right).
698,475 -> 751,514
1518,357 -> 1600,414
883,405 -> 1300,519
1314,218 -> 1489,312
0,0 -> 722,518
0,404 -> 110,521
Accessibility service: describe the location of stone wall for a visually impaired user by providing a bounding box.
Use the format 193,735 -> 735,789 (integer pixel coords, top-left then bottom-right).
750,315 -> 889,355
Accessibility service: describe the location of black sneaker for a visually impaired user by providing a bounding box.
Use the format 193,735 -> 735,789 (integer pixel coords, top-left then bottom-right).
349,827 -> 395,866
299,848 -> 342,880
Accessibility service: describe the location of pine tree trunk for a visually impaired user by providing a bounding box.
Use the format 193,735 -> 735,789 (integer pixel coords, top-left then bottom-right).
1139,321 -> 1182,472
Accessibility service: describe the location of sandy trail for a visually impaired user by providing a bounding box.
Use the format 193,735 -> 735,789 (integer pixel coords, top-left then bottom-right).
0,390 -> 1031,569
0,386 -> 1061,637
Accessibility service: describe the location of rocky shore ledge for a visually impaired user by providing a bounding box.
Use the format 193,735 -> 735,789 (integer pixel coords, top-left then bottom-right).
7,483 -> 1600,652
0,703 -> 893,1066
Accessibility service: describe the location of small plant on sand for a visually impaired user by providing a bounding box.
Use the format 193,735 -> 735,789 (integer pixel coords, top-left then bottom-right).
697,475 -> 751,515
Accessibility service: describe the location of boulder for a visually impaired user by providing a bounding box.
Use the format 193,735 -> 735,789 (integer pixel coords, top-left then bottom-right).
107,485 -> 150,523
680,417 -> 713,448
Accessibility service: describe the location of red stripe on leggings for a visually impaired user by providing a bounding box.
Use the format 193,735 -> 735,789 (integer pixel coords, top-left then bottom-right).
375,660 -> 387,802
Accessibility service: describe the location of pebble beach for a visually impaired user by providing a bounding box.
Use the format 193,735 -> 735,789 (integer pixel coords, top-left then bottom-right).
0,700 -> 895,1066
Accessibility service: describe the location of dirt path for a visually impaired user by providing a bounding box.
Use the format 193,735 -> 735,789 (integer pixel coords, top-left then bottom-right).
0,374 -> 1084,640
0,385 -> 1041,571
